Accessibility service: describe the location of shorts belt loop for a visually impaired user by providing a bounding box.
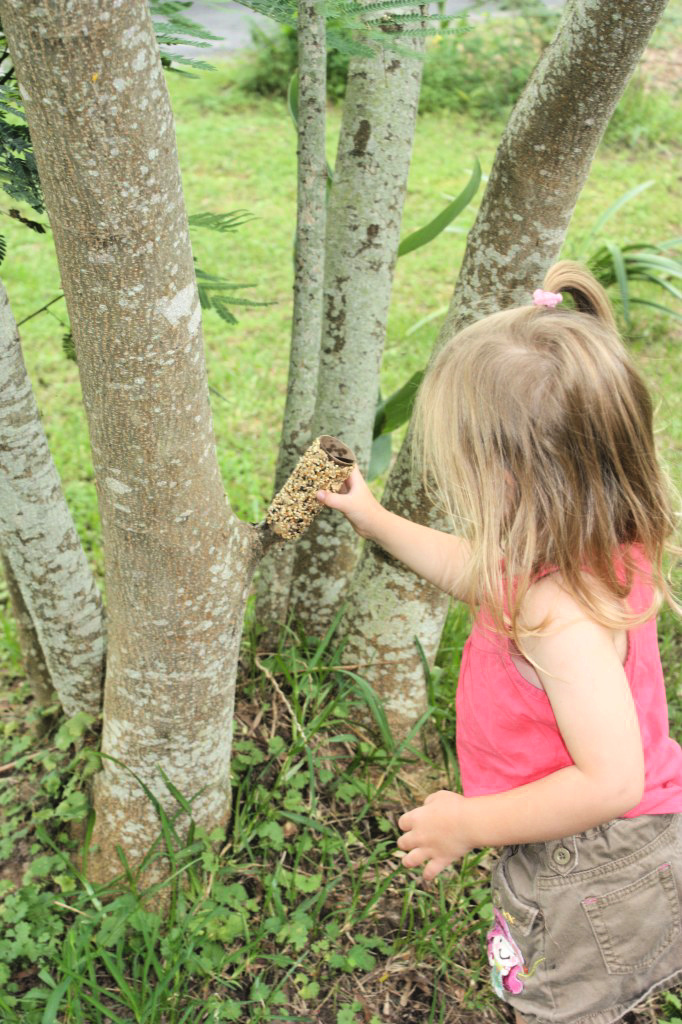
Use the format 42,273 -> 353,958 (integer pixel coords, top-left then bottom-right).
545,835 -> 578,875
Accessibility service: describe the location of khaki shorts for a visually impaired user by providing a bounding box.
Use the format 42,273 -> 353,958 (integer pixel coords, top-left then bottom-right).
488,814 -> 682,1024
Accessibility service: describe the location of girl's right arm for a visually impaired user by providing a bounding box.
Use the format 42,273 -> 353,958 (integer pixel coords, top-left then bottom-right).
316,467 -> 470,599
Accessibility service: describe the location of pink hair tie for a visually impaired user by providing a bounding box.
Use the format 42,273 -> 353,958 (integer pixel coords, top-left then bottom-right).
533,289 -> 563,308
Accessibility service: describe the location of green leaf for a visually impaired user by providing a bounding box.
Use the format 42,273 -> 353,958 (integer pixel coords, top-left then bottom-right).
337,1003 -> 363,1024
397,159 -> 481,257
577,180 -> 655,256
257,820 -> 284,849
604,240 -> 630,325
343,672 -> 395,752
54,712 -> 95,751
405,304 -> 448,338
188,210 -> 254,233
62,332 -> 77,363
628,297 -> 682,322
367,432 -> 392,481
347,944 -> 376,971
293,871 -> 322,893
373,369 -> 425,438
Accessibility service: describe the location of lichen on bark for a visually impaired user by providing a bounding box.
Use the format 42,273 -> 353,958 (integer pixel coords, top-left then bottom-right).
0,279 -> 105,716
340,0 -> 669,738
288,18 -> 425,635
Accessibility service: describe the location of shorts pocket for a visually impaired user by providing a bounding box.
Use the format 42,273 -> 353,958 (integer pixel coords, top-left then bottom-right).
493,851 -> 540,936
582,862 -> 681,974
489,850 -> 546,1001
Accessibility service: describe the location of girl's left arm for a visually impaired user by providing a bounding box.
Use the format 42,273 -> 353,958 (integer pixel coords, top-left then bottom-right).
397,580 -> 646,881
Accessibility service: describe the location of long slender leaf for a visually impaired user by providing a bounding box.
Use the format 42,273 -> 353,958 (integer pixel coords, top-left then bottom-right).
308,604 -> 347,669
405,304 -> 448,337
373,369 -> 425,438
42,979 -> 71,1024
630,297 -> 682,321
577,180 -> 655,256
342,671 -> 396,752
398,160 -> 481,257
604,240 -> 630,323
367,431 -> 392,481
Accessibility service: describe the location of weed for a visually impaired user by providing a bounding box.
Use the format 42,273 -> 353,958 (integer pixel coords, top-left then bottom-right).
0,633 -> 499,1023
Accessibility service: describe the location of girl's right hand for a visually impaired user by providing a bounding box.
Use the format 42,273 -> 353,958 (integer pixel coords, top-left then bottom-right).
316,467 -> 384,540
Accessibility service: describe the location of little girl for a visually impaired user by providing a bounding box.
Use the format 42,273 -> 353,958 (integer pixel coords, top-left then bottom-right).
317,261 -> 682,1024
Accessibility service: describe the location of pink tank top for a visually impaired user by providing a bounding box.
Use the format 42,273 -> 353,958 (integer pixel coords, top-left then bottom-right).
456,556 -> 682,816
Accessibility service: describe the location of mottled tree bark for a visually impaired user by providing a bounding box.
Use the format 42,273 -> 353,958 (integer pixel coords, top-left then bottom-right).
254,0 -> 327,636
289,27 -> 424,635
340,0 -> 669,737
0,0 -> 260,883
0,280 -> 105,715
1,552 -> 54,709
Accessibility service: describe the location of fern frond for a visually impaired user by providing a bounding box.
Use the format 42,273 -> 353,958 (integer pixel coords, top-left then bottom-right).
211,300 -> 238,326
62,332 -> 77,363
364,10 -> 459,25
189,210 -> 255,233
237,0 -> 297,26
0,234 -> 6,266
150,0 -> 222,74
195,265 -> 271,327
159,55 -> 215,75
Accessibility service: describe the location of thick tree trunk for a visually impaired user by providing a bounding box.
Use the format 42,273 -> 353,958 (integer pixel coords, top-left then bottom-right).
340,0 -> 668,738
254,0 -> 328,637
0,279 -> 104,715
289,27 -> 424,635
0,0 -> 260,883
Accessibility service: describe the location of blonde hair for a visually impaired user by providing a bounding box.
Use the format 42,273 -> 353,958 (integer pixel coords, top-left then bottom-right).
414,260 -> 680,642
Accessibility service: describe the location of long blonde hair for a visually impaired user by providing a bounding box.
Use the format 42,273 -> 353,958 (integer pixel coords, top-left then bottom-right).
414,260 -> 680,641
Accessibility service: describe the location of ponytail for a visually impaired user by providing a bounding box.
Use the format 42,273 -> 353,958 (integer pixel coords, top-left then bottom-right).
543,260 -> 617,331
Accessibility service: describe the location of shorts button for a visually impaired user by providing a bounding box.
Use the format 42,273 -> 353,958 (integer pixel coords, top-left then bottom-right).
552,845 -> 571,866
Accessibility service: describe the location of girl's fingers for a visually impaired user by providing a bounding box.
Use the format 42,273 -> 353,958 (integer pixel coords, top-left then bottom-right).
401,848 -> 426,868
423,859 -> 447,882
397,811 -> 414,831
397,831 -> 417,851
316,488 -> 344,509
424,790 -> 448,804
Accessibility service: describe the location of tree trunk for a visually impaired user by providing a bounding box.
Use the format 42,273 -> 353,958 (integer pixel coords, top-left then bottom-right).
340,0 -> 669,738
289,27 -> 424,635
0,279 -> 104,716
254,0 -> 328,638
0,0 -> 260,883
2,552 -> 54,710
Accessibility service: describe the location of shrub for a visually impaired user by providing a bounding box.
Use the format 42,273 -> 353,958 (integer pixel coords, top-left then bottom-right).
236,23 -> 350,102
236,12 -> 558,119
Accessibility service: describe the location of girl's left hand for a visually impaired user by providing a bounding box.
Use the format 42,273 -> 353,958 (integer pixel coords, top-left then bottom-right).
397,790 -> 474,882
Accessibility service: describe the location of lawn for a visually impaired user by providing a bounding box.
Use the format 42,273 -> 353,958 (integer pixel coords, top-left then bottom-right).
1,4 -> 681,1022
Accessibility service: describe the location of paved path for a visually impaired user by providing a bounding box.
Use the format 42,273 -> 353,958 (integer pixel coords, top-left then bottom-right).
173,0 -> 564,57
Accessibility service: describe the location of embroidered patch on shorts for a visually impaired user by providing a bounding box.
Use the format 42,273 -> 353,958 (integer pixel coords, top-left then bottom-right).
487,908 -> 544,998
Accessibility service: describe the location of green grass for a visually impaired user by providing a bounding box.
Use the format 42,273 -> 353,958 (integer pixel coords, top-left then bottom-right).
1,4 -> 681,1021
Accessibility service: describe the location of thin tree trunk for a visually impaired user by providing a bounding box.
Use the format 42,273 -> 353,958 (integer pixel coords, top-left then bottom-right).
254,0 -> 327,637
1,552 -> 54,709
0,279 -> 104,716
289,27 -> 424,635
340,0 -> 669,738
0,0 -> 261,883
